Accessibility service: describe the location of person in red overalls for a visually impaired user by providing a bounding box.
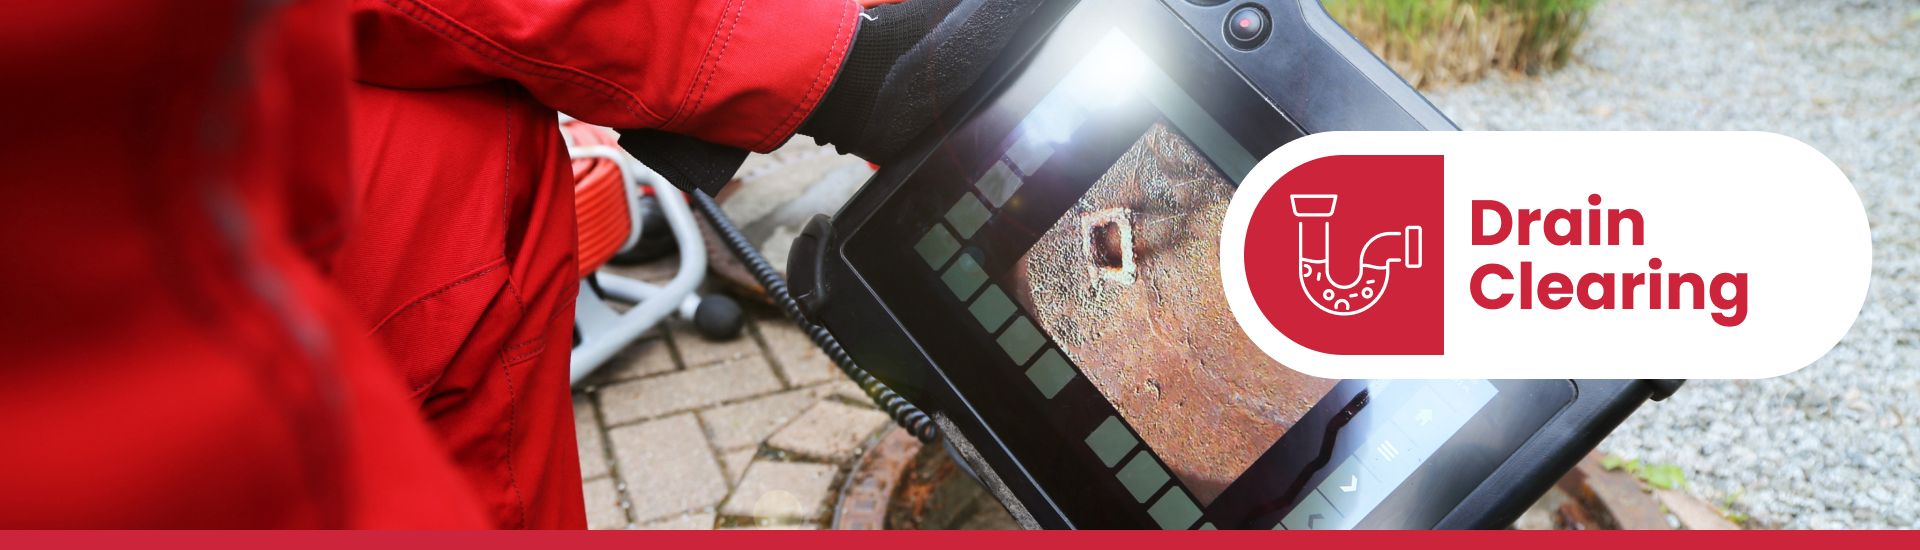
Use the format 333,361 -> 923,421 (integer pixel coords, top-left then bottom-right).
0,0 -> 1030,528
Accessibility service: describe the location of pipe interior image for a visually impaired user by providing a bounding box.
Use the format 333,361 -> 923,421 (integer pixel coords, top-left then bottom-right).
1006,123 -> 1336,504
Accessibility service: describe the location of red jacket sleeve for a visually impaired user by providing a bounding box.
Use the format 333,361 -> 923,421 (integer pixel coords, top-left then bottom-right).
352,0 -> 858,152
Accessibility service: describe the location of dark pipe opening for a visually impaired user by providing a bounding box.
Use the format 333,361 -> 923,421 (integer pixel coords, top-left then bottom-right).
1089,220 -> 1125,270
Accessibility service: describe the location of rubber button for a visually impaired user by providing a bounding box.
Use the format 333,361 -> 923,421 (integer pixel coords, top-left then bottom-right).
1225,5 -> 1270,50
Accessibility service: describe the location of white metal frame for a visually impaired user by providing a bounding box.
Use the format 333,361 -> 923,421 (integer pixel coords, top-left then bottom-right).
565,139 -> 708,385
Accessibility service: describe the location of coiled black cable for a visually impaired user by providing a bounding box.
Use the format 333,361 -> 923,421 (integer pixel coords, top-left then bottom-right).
688,191 -> 938,443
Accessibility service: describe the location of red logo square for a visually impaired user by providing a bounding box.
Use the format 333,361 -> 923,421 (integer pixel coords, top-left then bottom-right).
1243,155 -> 1444,355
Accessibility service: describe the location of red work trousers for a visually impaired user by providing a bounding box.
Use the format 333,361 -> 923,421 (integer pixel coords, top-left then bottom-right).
1,0 -> 859,528
333,82 -> 587,529
337,0 -> 858,528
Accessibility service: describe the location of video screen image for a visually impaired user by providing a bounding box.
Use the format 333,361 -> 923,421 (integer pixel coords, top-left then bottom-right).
884,29 -> 1502,524
1006,122 -> 1338,504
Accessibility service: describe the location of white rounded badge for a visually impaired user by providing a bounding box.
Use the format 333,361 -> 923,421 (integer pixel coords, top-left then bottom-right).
1221,132 -> 1870,379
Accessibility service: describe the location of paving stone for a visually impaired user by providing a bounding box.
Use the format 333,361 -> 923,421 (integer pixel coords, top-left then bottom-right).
721,448 -> 755,487
721,461 -> 839,520
582,477 -> 629,530
594,336 -> 677,381
672,321 -> 762,368
699,389 -> 817,450
812,378 -> 873,408
597,357 -> 782,424
635,511 -> 716,530
753,316 -> 839,386
573,393 -> 609,480
766,401 -> 891,461
608,414 -> 729,522
722,523 -> 821,530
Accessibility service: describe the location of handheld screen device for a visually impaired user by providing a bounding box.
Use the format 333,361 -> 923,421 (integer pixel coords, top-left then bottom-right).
785,0 -> 1670,529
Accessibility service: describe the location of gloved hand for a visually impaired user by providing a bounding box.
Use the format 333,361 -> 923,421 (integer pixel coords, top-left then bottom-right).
623,0 -> 1038,195
796,0 -> 1037,161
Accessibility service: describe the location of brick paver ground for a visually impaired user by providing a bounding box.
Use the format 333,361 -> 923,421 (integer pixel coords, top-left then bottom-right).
574,301 -> 894,529
574,303 -> 893,529
571,144 -> 895,529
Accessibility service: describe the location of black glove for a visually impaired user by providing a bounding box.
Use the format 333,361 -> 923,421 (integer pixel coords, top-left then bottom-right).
797,0 -> 1037,160
624,0 -> 1037,196
618,129 -> 751,197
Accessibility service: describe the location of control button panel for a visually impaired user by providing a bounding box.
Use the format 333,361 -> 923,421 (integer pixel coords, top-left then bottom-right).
1275,380 -> 1500,529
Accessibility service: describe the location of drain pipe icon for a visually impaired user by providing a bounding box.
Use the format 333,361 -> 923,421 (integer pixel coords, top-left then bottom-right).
1291,194 -> 1423,316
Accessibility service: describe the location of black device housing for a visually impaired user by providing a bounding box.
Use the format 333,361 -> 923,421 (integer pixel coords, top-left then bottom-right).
785,0 -> 1665,529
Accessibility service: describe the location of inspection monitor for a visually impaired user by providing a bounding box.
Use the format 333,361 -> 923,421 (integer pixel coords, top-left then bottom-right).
784,0 -> 1673,529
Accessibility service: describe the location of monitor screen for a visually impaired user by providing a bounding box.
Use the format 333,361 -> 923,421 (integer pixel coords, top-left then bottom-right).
845,4 -> 1569,528
961,30 -> 1498,515
997,33 -> 1338,505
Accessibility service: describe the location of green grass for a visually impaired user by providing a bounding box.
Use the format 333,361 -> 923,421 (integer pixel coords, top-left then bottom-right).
1600,453 -> 1687,490
1323,0 -> 1599,88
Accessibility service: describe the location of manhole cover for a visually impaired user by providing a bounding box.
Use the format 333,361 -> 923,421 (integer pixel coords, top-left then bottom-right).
834,427 -> 1020,530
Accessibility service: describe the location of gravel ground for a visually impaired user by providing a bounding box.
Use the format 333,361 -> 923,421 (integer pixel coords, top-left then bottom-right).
1425,0 -> 1920,529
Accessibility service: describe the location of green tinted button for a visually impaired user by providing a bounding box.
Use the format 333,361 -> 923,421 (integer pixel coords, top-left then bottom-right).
913,225 -> 961,269
1148,488 -> 1203,530
1084,416 -> 1137,468
1005,133 -> 1055,175
976,161 -> 1023,207
1116,451 -> 1171,504
968,284 -> 1016,331
996,316 -> 1045,364
940,251 -> 988,300
1024,349 -> 1076,399
945,193 -> 992,238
